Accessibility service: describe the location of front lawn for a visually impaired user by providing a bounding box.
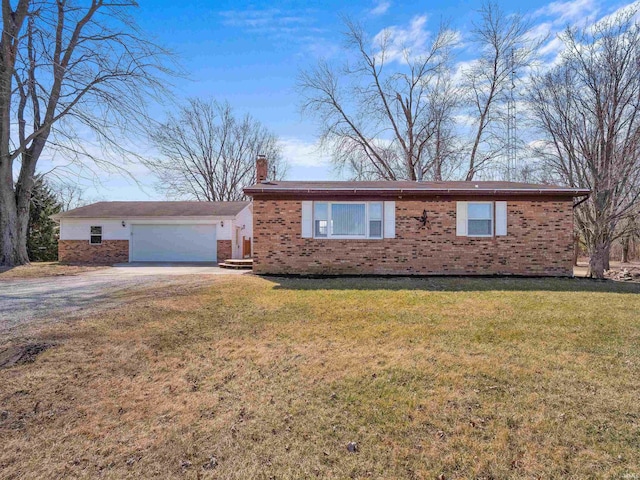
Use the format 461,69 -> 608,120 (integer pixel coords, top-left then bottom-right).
1,275 -> 639,479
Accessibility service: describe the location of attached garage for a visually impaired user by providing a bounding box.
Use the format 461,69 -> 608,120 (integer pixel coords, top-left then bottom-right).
54,201 -> 253,265
130,224 -> 217,262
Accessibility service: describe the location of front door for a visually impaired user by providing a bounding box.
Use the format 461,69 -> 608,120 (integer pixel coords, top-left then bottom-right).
242,236 -> 252,258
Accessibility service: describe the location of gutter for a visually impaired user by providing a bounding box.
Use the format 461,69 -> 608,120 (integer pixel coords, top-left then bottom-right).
51,214 -> 240,221
244,187 -> 591,197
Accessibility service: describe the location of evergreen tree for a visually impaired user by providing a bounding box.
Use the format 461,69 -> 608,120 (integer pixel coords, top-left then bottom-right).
27,177 -> 62,262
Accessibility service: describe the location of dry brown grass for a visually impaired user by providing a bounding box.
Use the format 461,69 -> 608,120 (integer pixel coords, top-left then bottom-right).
0,262 -> 108,280
1,275 -> 639,479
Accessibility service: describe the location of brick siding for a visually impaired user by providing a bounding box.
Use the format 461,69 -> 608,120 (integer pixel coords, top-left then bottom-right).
59,240 -> 129,265
252,197 -> 574,276
217,240 -> 232,261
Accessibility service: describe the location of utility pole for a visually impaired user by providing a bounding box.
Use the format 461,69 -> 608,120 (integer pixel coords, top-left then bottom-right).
506,49 -> 517,181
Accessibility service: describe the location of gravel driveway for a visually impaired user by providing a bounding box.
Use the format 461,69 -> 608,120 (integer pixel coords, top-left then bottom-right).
0,265 -> 246,337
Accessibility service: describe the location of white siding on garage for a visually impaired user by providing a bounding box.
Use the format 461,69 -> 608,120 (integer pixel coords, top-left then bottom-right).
130,224 -> 217,262
233,204 -> 253,239
59,217 -> 233,241
60,219 -> 130,240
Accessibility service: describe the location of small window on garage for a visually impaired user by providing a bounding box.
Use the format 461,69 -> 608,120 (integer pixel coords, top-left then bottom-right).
90,226 -> 102,244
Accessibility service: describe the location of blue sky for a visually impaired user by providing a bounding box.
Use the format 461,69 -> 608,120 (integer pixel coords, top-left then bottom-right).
55,0 -> 636,201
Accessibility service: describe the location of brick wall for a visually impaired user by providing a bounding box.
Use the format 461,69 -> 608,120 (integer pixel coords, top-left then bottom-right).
252,197 -> 575,276
59,240 -> 129,265
217,240 -> 232,261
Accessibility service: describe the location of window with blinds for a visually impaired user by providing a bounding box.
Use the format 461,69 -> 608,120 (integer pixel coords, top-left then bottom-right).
331,203 -> 366,236
312,202 -> 383,239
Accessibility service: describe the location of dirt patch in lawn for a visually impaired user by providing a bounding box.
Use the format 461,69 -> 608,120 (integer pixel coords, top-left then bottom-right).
0,342 -> 54,369
0,262 -> 108,280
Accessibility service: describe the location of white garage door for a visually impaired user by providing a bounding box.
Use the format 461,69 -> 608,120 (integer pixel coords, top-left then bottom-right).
131,224 -> 217,262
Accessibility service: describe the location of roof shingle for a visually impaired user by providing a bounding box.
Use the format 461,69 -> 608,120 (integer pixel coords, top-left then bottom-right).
54,201 -> 250,219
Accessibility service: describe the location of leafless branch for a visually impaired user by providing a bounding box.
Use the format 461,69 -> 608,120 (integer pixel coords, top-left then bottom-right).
145,98 -> 287,201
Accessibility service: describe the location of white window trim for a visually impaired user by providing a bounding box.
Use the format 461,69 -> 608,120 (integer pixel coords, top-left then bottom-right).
89,225 -> 103,245
313,201 -> 383,240
466,201 -> 494,237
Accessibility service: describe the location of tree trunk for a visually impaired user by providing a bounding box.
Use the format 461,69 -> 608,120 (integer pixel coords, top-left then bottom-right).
0,164 -> 29,266
1,143 -> 42,266
603,242 -> 611,271
621,236 -> 630,263
587,240 -> 609,279
573,233 -> 580,266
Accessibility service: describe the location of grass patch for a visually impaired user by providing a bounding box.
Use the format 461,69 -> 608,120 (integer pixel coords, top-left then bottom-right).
1,275 -> 639,479
0,262 -> 108,280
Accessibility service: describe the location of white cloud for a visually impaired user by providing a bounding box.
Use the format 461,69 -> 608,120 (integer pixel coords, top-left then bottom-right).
279,137 -> 330,168
453,113 -> 477,128
538,35 -> 565,59
219,7 -> 331,56
370,0 -> 391,16
589,1 -> 640,30
528,0 -> 640,66
220,9 -> 309,30
451,59 -> 475,83
373,15 -> 431,63
526,21 -> 554,42
534,0 -> 600,25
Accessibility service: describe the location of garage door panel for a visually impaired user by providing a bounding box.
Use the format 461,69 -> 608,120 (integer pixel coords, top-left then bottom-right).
131,224 -> 217,262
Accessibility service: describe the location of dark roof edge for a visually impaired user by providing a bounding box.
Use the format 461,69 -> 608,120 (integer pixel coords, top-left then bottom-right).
243,187 -> 591,197
52,213 -> 241,220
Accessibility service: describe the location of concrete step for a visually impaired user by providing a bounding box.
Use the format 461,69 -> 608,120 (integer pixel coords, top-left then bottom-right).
219,258 -> 253,270
223,258 -> 253,265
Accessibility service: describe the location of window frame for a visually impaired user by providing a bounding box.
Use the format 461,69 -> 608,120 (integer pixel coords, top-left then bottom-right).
89,225 -> 103,245
314,202 -> 329,238
368,202 -> 383,239
466,201 -> 494,237
312,201 -> 383,240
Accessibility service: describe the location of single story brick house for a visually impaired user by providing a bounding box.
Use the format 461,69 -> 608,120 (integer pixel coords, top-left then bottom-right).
244,178 -> 590,277
53,201 -> 252,264
53,154 -> 589,275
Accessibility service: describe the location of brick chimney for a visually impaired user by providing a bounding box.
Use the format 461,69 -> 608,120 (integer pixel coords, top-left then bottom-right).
256,155 -> 268,183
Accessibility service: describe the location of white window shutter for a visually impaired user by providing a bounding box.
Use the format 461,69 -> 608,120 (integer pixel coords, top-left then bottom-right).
301,201 -> 313,238
496,201 -> 507,236
383,201 -> 395,238
456,201 -> 468,236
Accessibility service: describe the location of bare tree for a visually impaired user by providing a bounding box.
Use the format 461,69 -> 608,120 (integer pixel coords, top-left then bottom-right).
423,71 -> 464,180
53,181 -> 89,211
298,3 -> 539,182
146,99 -> 287,201
529,9 -> 640,278
0,0 -> 171,266
298,18 -> 459,181
463,2 -> 540,180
